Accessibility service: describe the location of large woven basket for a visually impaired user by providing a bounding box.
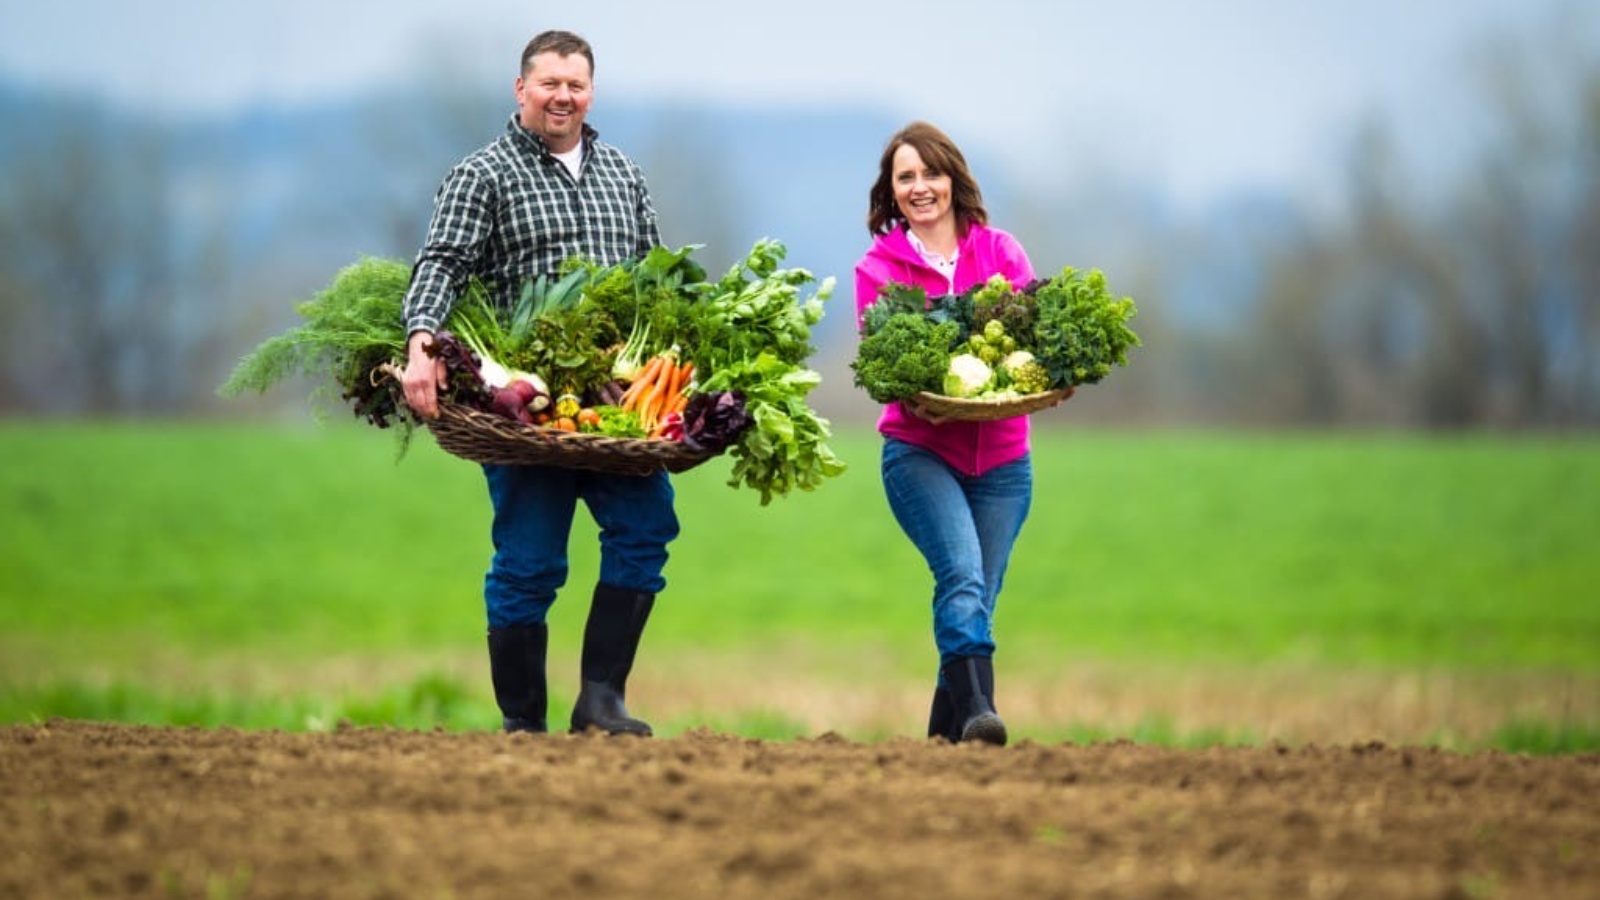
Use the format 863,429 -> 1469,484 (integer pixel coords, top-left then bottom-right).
908,387 -> 1073,421
380,366 -> 717,476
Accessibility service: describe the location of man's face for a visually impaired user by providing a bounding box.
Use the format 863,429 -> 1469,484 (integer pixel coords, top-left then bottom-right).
515,51 -> 593,153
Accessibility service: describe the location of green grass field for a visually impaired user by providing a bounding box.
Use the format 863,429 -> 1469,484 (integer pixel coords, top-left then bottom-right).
2,420 -> 1596,751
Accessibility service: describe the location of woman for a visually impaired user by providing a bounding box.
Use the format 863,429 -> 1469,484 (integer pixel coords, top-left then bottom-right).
854,121 -> 1067,746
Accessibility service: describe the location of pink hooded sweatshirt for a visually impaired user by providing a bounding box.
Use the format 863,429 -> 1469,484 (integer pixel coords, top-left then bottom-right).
854,223 -> 1036,477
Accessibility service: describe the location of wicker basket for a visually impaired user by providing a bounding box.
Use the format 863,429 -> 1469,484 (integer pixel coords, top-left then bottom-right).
379,366 -> 717,476
907,388 -> 1073,421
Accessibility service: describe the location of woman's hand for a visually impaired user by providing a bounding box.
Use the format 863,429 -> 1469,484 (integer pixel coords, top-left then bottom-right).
1047,386 -> 1076,409
901,397 -> 953,426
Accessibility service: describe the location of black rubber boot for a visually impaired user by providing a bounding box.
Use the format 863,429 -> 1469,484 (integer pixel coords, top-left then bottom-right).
487,622 -> 548,733
569,584 -> 655,736
941,656 -> 1007,746
927,684 -> 955,740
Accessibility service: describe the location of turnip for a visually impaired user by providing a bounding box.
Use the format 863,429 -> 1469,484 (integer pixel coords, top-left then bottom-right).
508,378 -> 551,413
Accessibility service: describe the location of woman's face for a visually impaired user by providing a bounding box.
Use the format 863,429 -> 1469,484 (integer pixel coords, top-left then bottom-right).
890,143 -> 953,231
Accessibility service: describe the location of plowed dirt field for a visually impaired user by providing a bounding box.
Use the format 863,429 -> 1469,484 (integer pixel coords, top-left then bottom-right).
3,721 -> 1595,899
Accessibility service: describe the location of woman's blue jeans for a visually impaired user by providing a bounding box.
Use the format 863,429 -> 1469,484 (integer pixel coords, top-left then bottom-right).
480,464 -> 678,629
880,438 -> 1032,673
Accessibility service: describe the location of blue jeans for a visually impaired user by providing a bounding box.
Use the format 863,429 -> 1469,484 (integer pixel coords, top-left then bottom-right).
880,438 -> 1033,671
481,464 -> 679,629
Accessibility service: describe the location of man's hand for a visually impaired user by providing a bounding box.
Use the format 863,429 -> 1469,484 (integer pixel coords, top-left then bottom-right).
401,331 -> 447,419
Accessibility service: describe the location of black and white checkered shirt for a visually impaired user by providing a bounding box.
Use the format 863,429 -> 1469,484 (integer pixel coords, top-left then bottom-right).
402,116 -> 661,336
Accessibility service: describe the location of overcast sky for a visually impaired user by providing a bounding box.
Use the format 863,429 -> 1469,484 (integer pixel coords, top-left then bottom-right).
4,0 -> 1596,208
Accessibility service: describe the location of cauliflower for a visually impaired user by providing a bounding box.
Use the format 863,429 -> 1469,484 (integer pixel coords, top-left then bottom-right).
1001,350 -> 1052,394
943,353 -> 994,398
1000,349 -> 1035,372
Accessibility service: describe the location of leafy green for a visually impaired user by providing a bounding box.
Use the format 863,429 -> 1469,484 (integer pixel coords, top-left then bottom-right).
697,352 -> 846,505
852,266 -> 1139,401
860,282 -> 972,342
510,263 -> 593,335
217,256 -> 413,431
1030,267 -> 1141,386
851,315 -> 961,403
581,245 -> 702,361
684,239 -> 833,374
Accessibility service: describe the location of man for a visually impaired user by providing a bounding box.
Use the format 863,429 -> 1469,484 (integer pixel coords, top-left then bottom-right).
400,30 -> 672,737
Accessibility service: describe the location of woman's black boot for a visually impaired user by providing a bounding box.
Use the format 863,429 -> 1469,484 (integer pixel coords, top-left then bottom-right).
941,655 -> 1007,746
927,684 -> 955,740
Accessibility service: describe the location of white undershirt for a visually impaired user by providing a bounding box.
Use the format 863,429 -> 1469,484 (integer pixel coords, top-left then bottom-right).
552,144 -> 583,180
907,230 -> 959,295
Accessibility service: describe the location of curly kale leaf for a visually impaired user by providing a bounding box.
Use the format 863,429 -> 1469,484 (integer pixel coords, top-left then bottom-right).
851,314 -> 962,403
861,283 -> 973,344
1031,267 -> 1141,386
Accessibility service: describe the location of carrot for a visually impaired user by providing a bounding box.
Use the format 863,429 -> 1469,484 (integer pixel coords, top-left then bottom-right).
641,388 -> 669,432
620,355 -> 668,410
659,361 -> 691,416
629,364 -> 668,420
656,356 -> 680,396
637,353 -> 668,387
669,361 -> 693,399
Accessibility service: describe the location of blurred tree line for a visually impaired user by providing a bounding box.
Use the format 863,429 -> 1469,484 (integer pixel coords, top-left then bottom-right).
0,26 -> 1595,428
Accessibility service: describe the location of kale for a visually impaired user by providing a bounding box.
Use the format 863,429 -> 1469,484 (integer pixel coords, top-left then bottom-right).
861,283 -> 973,344
1031,267 -> 1141,386
851,314 -> 962,403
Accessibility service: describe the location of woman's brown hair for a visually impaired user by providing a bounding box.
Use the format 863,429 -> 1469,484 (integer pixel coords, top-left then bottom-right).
866,121 -> 988,236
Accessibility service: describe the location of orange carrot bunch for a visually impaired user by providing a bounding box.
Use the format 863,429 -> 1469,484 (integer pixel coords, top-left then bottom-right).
618,351 -> 693,436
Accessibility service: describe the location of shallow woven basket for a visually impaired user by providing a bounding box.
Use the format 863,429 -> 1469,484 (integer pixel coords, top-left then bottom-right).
379,366 -> 717,476
908,388 -> 1073,421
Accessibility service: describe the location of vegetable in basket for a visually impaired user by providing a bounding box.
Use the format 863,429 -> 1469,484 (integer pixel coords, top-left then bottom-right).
851,266 -> 1140,403
943,353 -> 994,398
851,314 -> 960,403
679,390 -> 754,454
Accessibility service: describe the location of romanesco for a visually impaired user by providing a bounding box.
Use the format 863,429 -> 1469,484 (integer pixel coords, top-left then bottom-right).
1001,350 -> 1052,394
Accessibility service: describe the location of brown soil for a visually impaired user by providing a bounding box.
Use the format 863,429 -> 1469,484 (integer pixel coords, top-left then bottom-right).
3,721 -> 1596,900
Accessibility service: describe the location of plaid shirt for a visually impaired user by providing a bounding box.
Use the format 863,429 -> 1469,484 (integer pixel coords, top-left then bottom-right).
402,116 -> 661,335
